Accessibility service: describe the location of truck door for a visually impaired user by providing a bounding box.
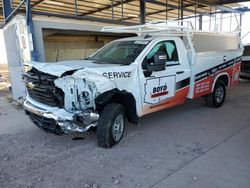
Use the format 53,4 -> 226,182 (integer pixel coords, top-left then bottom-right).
140,39 -> 190,115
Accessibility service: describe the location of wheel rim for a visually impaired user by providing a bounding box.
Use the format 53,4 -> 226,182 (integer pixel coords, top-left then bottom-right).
215,86 -> 224,103
111,114 -> 124,142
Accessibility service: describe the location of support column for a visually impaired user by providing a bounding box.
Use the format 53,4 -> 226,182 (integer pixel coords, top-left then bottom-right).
2,0 -> 12,22
239,13 -> 242,38
180,0 -> 183,25
140,0 -> 146,24
199,14 -> 202,30
166,0 -> 168,20
121,0 -> 124,21
74,0 -> 78,16
26,0 -> 38,61
111,0 -> 114,20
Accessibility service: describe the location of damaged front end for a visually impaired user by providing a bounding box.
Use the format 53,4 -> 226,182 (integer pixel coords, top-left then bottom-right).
23,96 -> 99,134
23,67 -> 101,134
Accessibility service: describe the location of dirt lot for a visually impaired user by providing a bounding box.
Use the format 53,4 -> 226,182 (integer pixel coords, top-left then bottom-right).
0,81 -> 250,188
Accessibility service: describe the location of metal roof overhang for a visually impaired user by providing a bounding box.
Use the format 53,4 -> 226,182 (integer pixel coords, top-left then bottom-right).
1,0 -> 249,25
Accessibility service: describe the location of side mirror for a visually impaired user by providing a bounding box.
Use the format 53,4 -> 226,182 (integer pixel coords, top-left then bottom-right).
146,52 -> 166,72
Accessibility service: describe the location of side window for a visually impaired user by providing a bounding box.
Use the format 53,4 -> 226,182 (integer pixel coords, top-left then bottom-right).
146,42 -> 167,63
165,41 -> 179,66
146,40 -> 179,66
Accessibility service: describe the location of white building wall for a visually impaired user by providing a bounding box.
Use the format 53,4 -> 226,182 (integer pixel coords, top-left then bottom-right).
3,16 -> 31,100
0,29 -> 8,64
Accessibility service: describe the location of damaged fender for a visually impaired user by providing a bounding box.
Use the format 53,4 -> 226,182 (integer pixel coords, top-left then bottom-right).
54,71 -> 116,112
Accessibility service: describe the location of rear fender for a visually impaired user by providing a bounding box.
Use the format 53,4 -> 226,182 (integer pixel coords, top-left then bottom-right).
212,73 -> 230,91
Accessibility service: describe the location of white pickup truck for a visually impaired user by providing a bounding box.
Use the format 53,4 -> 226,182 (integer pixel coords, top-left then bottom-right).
23,21 -> 243,148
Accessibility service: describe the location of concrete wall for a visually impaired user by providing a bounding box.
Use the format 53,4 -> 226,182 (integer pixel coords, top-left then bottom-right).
43,34 -> 121,62
31,15 -> 133,62
32,15 -> 114,62
0,30 -> 9,84
0,29 -> 7,64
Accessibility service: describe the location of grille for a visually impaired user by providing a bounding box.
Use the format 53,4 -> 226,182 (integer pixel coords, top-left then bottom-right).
24,68 -> 64,107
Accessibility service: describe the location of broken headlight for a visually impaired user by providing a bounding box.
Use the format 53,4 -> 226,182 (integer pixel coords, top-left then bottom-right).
24,65 -> 32,73
66,78 -> 75,87
81,91 -> 91,105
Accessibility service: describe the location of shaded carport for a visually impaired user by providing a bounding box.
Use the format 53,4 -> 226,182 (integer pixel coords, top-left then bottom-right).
1,0 -> 249,61
0,0 -> 249,100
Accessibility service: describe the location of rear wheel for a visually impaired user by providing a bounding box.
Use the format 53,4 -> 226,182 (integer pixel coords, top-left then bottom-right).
205,80 -> 226,108
97,103 -> 125,148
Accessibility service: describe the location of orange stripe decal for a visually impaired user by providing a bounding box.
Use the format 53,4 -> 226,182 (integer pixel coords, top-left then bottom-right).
151,91 -> 169,98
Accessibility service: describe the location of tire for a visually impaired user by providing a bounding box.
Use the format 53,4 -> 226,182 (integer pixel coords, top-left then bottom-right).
97,103 -> 125,148
205,80 -> 226,108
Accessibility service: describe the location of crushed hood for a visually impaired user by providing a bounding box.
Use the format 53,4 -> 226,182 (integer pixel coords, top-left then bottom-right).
25,60 -> 113,77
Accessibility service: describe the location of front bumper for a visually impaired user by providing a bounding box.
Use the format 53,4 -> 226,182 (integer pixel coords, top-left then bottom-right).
23,96 -> 99,133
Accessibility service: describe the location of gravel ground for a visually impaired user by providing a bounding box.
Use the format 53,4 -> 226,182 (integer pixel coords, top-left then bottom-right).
0,80 -> 250,188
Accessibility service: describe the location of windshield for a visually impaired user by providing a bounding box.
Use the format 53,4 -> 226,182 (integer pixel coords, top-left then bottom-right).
87,40 -> 150,65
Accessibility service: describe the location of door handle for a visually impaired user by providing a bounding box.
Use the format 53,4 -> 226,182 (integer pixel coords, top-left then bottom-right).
223,56 -> 227,62
176,71 -> 184,74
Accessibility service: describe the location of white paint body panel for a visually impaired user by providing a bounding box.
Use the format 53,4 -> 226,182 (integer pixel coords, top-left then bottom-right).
187,49 -> 243,98
24,36 -> 243,118
144,76 -> 175,104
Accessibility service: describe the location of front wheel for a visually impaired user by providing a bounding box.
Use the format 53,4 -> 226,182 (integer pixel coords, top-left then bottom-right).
205,80 -> 226,108
97,103 -> 125,148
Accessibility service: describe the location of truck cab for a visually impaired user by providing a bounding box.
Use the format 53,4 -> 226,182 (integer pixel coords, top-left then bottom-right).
138,37 -> 190,114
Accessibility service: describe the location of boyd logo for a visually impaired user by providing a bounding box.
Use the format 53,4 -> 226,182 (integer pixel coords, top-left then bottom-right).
152,85 -> 168,98
153,85 -> 168,93
144,76 -> 176,104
